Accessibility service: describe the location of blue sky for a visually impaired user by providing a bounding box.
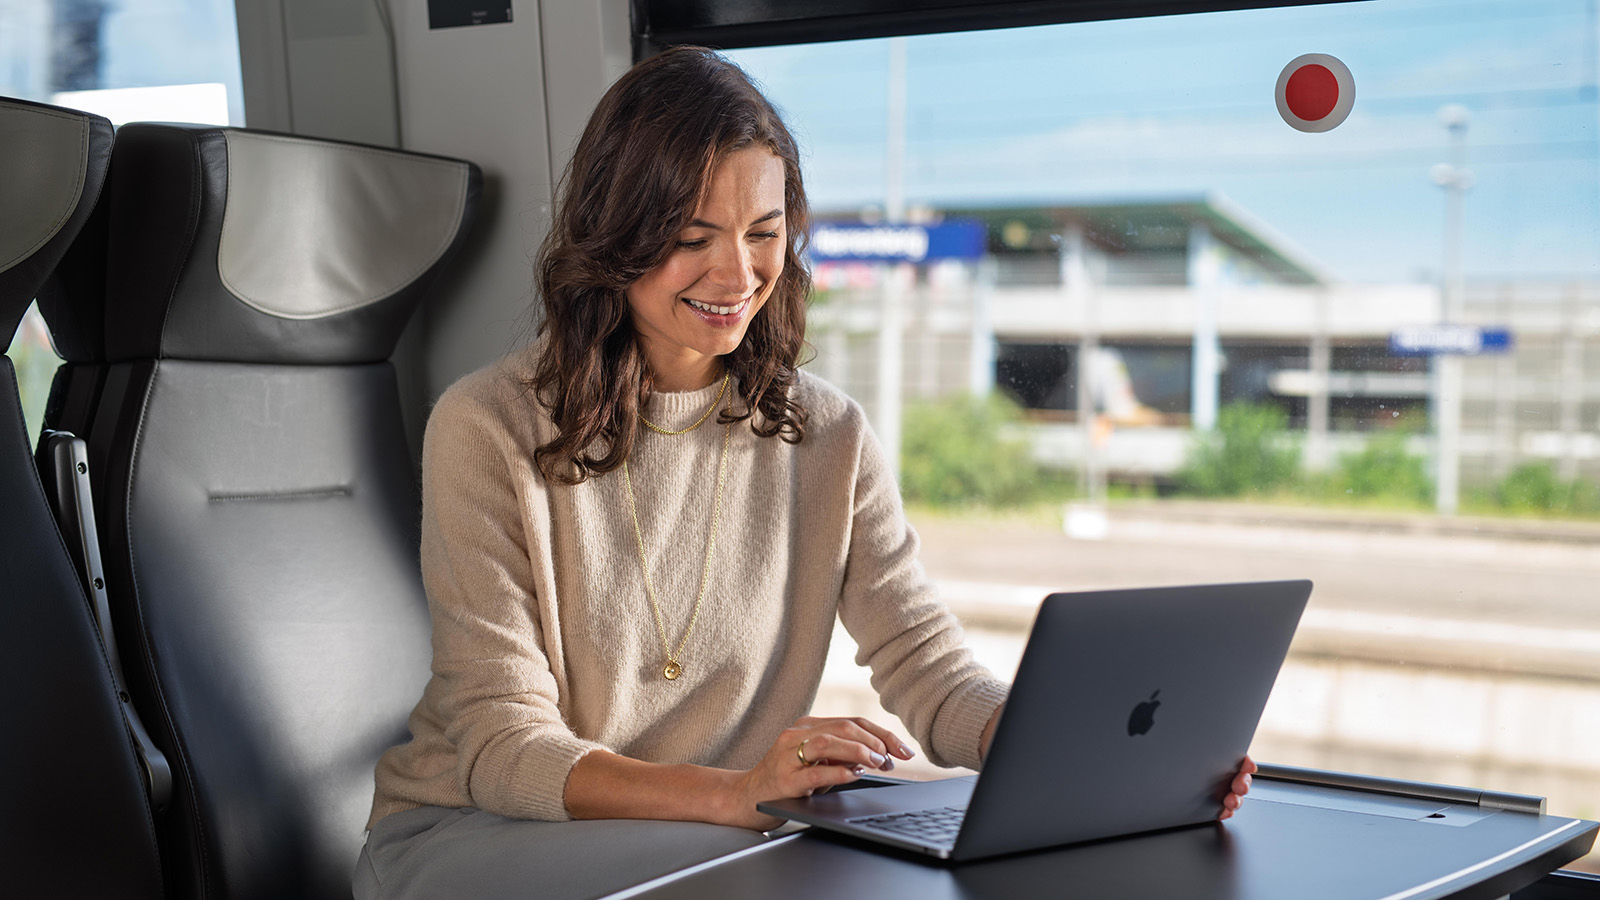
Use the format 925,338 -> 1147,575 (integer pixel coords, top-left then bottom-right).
13,1 -> 1595,286
727,0 -> 1600,284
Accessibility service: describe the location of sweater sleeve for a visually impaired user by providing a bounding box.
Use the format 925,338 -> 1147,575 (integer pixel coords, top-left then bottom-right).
833,410 -> 1009,771
419,384 -> 606,821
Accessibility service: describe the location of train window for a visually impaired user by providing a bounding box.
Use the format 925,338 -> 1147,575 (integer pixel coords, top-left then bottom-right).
729,0 -> 1600,864
1,0 -> 243,125
2,0 -> 244,445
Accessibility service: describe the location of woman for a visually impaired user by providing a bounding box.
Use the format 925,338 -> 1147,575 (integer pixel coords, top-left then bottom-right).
357,46 -> 1252,898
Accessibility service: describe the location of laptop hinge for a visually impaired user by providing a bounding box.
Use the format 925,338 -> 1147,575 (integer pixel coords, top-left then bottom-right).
39,430 -> 174,816
1256,762 -> 1545,815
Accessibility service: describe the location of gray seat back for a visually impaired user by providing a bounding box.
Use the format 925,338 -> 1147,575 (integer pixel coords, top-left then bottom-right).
55,122 -> 480,900
0,95 -> 164,900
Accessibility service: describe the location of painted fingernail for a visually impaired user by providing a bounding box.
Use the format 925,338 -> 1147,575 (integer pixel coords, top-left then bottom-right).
850,766 -> 865,777
870,752 -> 887,767
900,743 -> 914,757
881,759 -> 895,771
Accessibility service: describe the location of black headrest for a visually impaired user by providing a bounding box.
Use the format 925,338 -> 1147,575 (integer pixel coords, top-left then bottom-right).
0,97 -> 113,345
96,124 -> 480,365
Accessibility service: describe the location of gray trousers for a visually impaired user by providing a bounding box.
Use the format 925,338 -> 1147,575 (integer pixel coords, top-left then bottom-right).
354,806 -> 769,900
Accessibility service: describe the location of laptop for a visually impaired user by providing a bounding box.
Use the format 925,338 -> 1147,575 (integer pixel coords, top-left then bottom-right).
758,579 -> 1312,861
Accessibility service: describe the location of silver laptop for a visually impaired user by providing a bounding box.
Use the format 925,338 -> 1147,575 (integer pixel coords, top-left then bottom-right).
758,579 -> 1312,861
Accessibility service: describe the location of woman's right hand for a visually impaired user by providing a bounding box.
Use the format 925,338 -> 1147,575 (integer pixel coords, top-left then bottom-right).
724,716 -> 915,831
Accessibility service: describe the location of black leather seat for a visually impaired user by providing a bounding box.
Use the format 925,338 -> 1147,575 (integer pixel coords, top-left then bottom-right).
0,95 -> 165,900
42,122 -> 481,900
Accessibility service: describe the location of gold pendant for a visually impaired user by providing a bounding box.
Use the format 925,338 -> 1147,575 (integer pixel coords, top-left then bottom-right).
663,660 -> 683,681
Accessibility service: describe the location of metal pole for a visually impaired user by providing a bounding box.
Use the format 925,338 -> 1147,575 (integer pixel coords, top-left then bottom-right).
1433,105 -> 1470,516
885,36 -> 907,225
876,36 -> 909,475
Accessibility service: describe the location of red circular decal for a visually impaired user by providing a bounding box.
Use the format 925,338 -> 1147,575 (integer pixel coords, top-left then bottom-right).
1276,54 -> 1355,133
1285,64 -> 1339,121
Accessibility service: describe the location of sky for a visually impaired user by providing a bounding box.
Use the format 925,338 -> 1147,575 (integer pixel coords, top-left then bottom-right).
726,0 -> 1600,285
6,0 -> 1595,286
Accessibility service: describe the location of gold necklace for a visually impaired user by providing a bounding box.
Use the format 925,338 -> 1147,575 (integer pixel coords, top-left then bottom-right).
639,372 -> 730,436
622,415 -> 732,681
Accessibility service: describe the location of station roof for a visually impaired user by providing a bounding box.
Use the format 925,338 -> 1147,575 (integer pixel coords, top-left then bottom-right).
823,193 -> 1332,286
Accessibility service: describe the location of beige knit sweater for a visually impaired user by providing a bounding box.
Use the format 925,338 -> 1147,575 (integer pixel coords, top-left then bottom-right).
368,348 -> 1009,827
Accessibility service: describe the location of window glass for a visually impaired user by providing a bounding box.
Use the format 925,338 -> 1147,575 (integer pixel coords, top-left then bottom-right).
2,0 -> 245,125
2,0 -> 243,446
730,0 -> 1600,866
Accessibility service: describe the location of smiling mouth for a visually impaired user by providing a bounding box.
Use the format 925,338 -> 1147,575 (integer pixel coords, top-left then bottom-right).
684,297 -> 749,316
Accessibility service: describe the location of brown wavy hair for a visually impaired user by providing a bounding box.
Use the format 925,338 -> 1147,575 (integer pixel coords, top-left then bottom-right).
529,46 -> 812,484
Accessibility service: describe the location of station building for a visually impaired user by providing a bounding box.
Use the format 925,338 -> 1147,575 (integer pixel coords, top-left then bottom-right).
808,196 -> 1600,490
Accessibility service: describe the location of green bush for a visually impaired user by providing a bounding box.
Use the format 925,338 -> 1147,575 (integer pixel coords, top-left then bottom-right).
1332,428 -> 1432,506
899,393 -> 1046,507
1175,403 -> 1300,497
1495,462 -> 1600,515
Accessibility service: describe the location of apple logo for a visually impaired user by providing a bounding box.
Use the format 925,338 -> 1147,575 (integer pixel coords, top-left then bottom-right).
1127,690 -> 1161,736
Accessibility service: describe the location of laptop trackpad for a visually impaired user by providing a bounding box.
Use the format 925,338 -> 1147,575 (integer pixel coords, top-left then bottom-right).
764,775 -> 977,821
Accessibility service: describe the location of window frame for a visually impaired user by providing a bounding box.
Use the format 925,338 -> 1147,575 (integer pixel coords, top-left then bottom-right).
632,0 -> 1365,57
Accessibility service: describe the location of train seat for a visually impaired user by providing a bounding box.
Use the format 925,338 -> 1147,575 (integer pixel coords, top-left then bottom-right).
45,121 -> 481,900
35,114 -> 774,900
0,95 -> 165,900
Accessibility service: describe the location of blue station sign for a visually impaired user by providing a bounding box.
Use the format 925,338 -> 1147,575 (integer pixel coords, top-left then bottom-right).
809,221 -> 987,264
1390,325 -> 1514,356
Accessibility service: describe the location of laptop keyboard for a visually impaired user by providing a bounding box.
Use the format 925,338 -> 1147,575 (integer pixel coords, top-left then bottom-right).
849,805 -> 966,845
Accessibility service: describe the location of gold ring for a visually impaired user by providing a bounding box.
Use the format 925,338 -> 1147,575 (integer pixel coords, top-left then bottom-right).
797,739 -> 815,766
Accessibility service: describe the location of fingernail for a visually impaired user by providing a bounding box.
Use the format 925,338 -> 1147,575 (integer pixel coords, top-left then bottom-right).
900,743 -> 914,757
870,752 -> 887,767
1243,774 -> 1252,788
881,759 -> 895,771
850,766 -> 865,777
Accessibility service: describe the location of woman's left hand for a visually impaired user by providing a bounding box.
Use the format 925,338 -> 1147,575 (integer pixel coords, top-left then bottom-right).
1217,755 -> 1258,820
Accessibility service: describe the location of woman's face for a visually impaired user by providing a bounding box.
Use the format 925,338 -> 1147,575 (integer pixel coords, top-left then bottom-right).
626,146 -> 787,391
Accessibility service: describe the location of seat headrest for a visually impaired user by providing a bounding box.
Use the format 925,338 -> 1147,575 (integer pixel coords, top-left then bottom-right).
0,97 -> 113,345
102,124 -> 481,364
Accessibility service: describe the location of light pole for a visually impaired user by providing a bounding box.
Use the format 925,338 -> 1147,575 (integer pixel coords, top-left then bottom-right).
876,36 -> 908,476
1430,104 -> 1472,515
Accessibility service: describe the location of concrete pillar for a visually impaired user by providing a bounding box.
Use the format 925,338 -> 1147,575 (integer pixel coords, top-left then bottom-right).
1188,223 -> 1222,432
875,264 -> 907,476
1434,357 -> 1464,515
915,272 -> 938,399
969,259 -> 996,397
1559,283 -> 1585,482
1307,291 -> 1332,471
822,297 -> 849,390
1063,224 -> 1103,501
1491,283 -> 1518,478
